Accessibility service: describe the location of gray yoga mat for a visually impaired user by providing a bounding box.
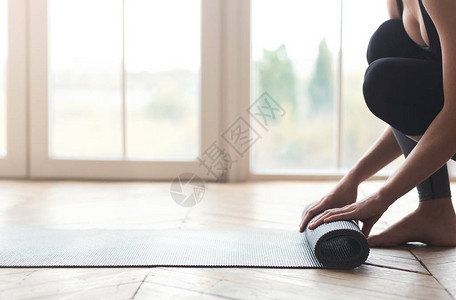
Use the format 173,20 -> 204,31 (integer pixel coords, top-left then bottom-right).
0,220 -> 369,269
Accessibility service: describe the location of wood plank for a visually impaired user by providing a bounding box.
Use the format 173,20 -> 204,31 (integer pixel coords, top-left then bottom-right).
0,268 -> 149,300
410,247 -> 456,299
133,281 -> 230,300
145,266 -> 448,300
46,282 -> 141,300
366,248 -> 429,274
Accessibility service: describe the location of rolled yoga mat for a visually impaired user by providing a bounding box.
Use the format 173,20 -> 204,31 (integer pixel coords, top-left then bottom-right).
0,209 -> 369,269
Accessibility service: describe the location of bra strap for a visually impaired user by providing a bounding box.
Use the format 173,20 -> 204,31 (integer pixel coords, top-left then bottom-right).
418,0 -> 441,55
396,0 -> 404,18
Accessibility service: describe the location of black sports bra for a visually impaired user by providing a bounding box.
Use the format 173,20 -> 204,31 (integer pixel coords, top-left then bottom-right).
396,0 -> 441,60
396,0 -> 404,16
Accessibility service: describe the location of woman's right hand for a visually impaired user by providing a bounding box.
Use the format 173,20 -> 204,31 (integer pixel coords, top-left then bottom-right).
298,178 -> 358,232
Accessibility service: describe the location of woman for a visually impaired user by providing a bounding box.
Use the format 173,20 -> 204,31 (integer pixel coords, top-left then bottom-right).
299,0 -> 456,247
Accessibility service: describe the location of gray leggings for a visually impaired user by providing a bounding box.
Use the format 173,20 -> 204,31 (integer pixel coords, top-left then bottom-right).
392,128 -> 452,201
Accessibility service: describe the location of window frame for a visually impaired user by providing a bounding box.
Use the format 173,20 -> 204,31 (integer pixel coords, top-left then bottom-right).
0,0 -> 27,178
28,0 -> 222,180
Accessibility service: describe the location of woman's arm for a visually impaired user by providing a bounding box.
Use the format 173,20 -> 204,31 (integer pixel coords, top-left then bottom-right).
387,0 -> 401,19
343,126 -> 402,186
299,126 -> 401,231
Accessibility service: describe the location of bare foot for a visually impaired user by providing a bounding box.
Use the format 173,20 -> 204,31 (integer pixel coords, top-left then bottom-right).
368,197 -> 456,247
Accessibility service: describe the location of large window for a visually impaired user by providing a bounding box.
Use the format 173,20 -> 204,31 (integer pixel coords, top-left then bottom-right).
251,0 -> 402,175
2,0 -> 452,180
0,0 -> 6,157
26,0 -> 218,179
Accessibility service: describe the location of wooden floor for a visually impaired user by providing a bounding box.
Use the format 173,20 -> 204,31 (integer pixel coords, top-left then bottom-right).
0,180 -> 455,299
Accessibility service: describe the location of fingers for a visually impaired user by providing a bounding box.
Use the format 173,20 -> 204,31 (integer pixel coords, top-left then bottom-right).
311,211 -> 355,229
299,208 -> 316,232
308,205 -> 355,229
299,203 -> 324,232
310,208 -> 342,228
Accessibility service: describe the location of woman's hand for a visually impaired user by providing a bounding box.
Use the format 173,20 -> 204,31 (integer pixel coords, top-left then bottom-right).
299,179 -> 358,232
308,194 -> 389,237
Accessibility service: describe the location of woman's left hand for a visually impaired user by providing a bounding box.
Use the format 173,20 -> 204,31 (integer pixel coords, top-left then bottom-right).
308,194 -> 390,237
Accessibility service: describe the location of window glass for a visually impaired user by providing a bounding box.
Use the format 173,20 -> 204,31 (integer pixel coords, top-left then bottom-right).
49,0 -> 201,160
125,0 -> 201,160
251,0 -> 341,171
252,0 -> 403,173
49,0 -> 123,158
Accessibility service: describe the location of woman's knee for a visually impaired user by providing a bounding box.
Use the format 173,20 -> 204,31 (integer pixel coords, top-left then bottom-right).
367,20 -> 401,64
366,19 -> 423,64
363,57 -> 444,136
362,58 -> 394,119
